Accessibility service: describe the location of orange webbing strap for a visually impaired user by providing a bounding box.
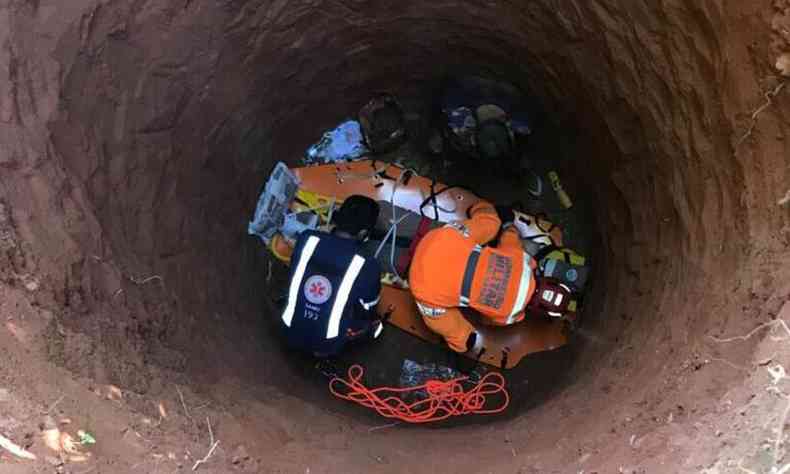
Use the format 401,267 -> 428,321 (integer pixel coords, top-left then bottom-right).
328,364 -> 510,423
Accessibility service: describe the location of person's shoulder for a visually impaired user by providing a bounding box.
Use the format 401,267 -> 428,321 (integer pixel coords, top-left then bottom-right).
292,229 -> 333,257
296,229 -> 332,244
295,229 -> 313,243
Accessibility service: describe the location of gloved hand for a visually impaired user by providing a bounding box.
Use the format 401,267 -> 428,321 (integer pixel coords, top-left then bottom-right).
465,331 -> 483,353
494,205 -> 515,224
511,213 -> 533,239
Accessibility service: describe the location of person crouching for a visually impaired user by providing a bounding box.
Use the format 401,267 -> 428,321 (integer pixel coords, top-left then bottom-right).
280,195 -> 384,358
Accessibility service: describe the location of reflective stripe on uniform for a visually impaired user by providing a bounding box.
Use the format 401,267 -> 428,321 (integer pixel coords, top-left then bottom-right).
282,235 -> 321,327
507,252 -> 533,324
459,244 -> 482,307
416,301 -> 447,318
373,322 -> 384,338
326,255 -> 366,339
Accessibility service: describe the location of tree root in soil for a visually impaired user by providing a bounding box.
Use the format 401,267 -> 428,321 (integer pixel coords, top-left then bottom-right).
192,417 -> 219,471
712,319 -> 790,473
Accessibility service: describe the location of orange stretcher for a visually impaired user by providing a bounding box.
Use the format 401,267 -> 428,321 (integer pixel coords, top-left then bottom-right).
271,160 -> 568,369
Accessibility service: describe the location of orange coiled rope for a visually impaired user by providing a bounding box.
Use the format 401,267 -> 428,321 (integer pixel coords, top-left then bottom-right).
329,364 -> 510,423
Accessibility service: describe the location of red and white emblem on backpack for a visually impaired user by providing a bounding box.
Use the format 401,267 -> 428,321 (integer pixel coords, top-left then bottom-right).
304,275 -> 332,305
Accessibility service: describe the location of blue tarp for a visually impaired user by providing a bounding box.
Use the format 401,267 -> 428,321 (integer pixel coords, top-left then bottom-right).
304,120 -> 369,165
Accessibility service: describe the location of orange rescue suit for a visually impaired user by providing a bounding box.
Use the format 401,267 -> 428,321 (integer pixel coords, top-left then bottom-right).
409,201 -> 537,352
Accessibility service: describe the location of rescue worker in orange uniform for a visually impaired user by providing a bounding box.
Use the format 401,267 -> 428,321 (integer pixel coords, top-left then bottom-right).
408,201 -> 536,353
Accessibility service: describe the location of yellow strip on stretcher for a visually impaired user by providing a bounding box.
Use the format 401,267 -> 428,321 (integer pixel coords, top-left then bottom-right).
270,190 -> 340,263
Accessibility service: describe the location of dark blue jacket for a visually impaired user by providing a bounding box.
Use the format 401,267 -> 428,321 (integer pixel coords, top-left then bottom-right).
280,230 -> 382,356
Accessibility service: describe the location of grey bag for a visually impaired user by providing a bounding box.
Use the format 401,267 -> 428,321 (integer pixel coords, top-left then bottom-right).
248,162 -> 300,244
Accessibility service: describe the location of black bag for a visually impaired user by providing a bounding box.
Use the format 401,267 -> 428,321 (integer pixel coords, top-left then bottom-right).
358,94 -> 407,153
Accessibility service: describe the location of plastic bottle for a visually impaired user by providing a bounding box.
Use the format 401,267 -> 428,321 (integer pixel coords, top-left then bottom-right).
548,171 -> 573,209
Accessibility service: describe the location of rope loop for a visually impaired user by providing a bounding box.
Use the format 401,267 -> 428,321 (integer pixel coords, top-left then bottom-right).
329,364 -> 510,423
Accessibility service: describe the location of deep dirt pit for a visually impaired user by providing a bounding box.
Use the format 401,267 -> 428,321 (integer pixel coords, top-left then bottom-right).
1,1 -> 790,473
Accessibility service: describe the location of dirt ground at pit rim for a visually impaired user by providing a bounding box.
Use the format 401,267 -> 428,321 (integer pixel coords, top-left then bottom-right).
1,1 -> 790,473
